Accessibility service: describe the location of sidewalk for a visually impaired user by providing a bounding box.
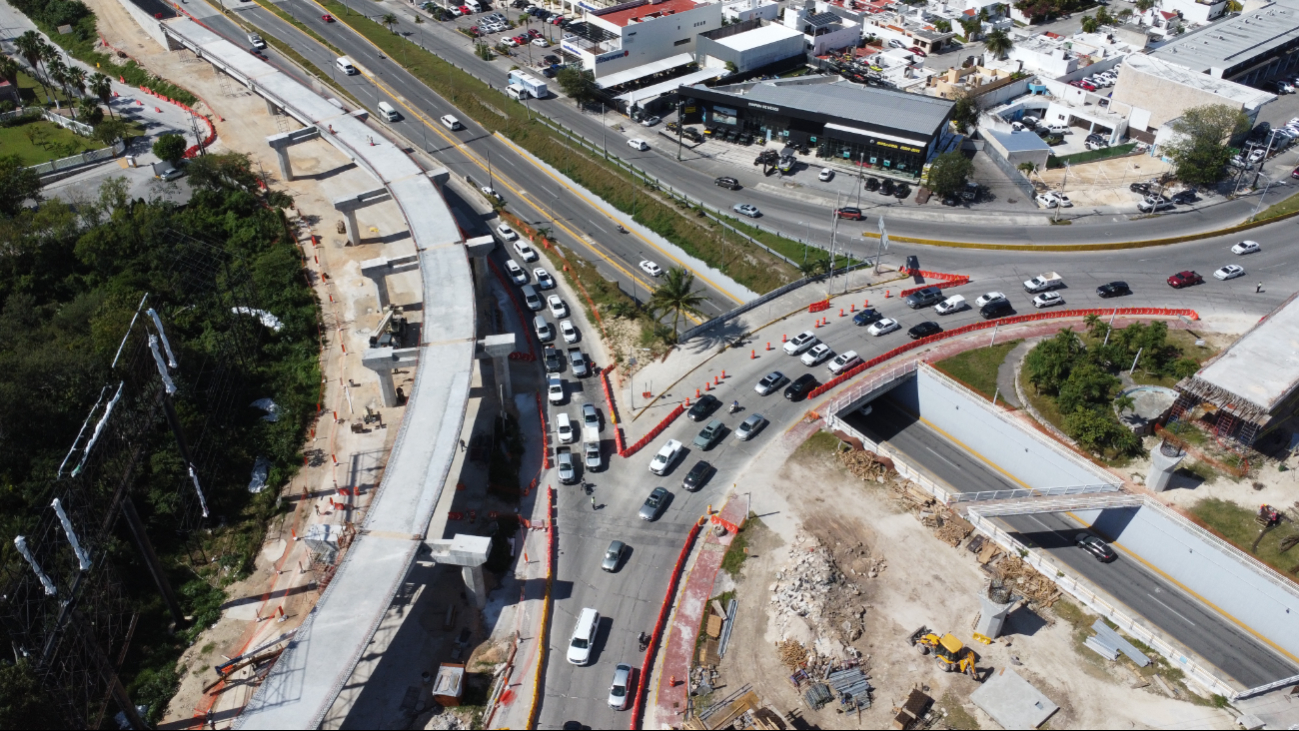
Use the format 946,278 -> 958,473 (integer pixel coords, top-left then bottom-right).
650,497 -> 750,729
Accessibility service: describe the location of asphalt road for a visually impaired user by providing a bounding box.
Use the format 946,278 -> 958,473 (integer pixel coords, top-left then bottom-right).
841,396 -> 1023,494
997,511 -> 1299,688
188,0 -> 739,320
177,4 -> 1299,723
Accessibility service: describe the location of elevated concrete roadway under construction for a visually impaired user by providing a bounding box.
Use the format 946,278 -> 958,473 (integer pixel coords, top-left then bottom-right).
155,17 -> 475,729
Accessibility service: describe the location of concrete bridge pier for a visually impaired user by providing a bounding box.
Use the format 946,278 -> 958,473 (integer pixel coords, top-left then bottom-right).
361,346 -> 419,407
464,234 -> 495,284
974,580 -> 1016,640
333,187 -> 394,247
427,535 -> 492,609
1148,440 -> 1186,492
265,126 -> 321,181
360,254 -> 420,310
479,333 -> 517,400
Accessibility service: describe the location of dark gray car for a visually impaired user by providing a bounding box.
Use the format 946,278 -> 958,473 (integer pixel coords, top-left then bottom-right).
905,287 -> 944,309
602,540 -> 625,572
639,487 -> 669,521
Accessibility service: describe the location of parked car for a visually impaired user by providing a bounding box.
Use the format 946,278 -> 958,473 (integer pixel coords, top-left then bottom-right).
818,168 -> 835,182
754,371 -> 787,396
1137,198 -> 1175,213
907,321 -> 942,339
1096,281 -> 1130,298
1076,533 -> 1116,562
1170,190 -> 1198,205
641,115 -> 661,127
1167,270 -> 1204,288
735,413 -> 766,441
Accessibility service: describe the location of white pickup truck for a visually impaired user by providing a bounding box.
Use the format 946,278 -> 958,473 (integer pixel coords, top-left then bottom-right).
649,439 -> 683,475
1023,272 -> 1064,293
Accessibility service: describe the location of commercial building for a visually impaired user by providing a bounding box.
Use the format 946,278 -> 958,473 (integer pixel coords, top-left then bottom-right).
1159,0 -> 1228,25
1112,53 -> 1275,133
1147,0 -> 1299,84
721,0 -> 780,23
784,2 -> 864,55
563,0 -> 722,80
680,76 -> 955,177
695,19 -> 806,74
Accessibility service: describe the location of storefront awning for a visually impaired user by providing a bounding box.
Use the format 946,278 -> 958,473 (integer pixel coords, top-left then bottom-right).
824,122 -> 928,148
597,53 -> 695,89
615,68 -> 728,103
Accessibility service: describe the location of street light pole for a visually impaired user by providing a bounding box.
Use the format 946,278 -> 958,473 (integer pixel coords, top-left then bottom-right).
1250,172 -> 1275,222
856,150 -> 864,209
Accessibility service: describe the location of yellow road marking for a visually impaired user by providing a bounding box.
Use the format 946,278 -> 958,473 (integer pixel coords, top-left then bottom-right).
1064,511 -> 1299,667
283,0 -> 719,321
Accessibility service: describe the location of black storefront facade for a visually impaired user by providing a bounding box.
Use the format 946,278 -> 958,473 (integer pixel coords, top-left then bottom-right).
681,81 -> 955,179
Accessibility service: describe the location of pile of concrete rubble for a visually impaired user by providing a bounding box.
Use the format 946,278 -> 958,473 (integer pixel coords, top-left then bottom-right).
767,534 -> 871,663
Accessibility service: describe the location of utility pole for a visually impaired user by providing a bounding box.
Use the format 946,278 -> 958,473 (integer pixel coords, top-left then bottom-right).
601,102 -> 607,157
874,216 -> 887,273
827,191 -> 840,294
1054,162 -> 1068,222
856,150 -> 864,209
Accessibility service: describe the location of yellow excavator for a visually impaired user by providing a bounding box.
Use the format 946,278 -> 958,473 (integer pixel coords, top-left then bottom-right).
908,626 -> 977,677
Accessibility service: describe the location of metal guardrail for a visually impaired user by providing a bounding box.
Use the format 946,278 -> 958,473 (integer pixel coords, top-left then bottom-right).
947,483 -> 1121,503
824,360 -> 919,416
1236,672 -> 1299,700
965,510 -> 1240,699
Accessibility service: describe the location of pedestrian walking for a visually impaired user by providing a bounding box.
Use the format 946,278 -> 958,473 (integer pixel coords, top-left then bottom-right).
459,439 -> 467,452
1257,282 -> 1264,293
590,496 -> 596,510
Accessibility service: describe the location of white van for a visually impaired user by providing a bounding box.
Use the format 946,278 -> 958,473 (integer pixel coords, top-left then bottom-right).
464,0 -> 482,11
378,101 -> 400,122
521,284 -> 543,311
440,114 -> 463,130
506,86 -> 527,101
336,56 -> 358,75
567,607 -> 599,665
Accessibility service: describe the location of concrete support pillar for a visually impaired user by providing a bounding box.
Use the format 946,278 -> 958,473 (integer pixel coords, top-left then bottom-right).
333,187 -> 393,247
266,98 -> 278,115
361,346 -> 419,407
480,333 -> 517,400
465,234 -> 495,284
1148,440 -> 1186,492
428,535 -> 492,610
975,582 -> 1016,640
360,254 -> 419,311
266,127 -> 320,183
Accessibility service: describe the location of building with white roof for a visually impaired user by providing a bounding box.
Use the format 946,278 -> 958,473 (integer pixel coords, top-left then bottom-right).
562,0 -> 722,79
695,19 -> 806,73
1147,0 -> 1299,84
1112,53 -> 1276,132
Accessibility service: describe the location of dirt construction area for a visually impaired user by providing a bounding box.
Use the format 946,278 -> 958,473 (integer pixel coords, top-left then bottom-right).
1034,154 -> 1175,210
709,434 -> 1237,730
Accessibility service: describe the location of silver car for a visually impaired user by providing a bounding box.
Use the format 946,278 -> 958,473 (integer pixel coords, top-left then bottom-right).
639,487 -> 669,521
608,663 -> 632,710
736,413 -> 766,441
602,540 -> 625,572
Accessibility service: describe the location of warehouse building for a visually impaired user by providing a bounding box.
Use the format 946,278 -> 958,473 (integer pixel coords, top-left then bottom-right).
680,77 -> 955,178
1147,0 -> 1299,85
695,19 -> 806,74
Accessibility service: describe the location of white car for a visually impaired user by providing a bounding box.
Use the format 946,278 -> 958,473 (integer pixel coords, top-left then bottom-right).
556,413 -> 574,444
502,37 -> 519,47
733,203 -> 761,218
1215,264 -> 1246,280
1035,193 -> 1059,208
649,439 -> 682,475
560,319 -> 578,343
627,138 -> 649,151
497,223 -> 518,241
754,371 -> 787,395
531,37 -> 549,47
818,168 -> 834,182
827,350 -> 860,376
482,186 -> 503,202
504,259 -> 527,285
1054,193 -> 1073,208
608,663 -> 631,711
801,343 -> 833,366
640,260 -> 663,277
513,240 -> 538,262
547,294 -> 568,318
640,115 -> 661,127
1248,148 -> 1267,164
1033,292 -> 1064,308
975,292 -> 1006,308
547,375 -> 564,404
534,268 -> 555,289
867,318 -> 900,336
1232,240 -> 1261,255
783,331 -> 818,355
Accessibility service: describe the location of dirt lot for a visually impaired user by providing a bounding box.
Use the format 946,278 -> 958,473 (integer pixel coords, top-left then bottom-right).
711,434 -> 1236,730
1034,154 -> 1175,210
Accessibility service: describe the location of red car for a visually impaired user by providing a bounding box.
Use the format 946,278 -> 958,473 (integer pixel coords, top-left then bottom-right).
1292,166 -> 1299,179
527,29 -> 542,38
1078,80 -> 1097,91
836,207 -> 865,220
1167,271 -> 1204,288
908,46 -> 927,57
459,5 -> 472,14
321,13 -> 334,22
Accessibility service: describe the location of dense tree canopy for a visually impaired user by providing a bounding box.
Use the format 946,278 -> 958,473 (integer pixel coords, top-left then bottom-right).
1165,104 -> 1250,187
926,151 -> 975,196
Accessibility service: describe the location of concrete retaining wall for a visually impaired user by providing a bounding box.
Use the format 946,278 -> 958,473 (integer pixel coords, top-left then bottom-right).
1073,504 -> 1299,663
889,367 -> 1111,490
115,0 -> 171,49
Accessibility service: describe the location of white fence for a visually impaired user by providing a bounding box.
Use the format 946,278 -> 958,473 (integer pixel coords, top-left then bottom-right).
2,107 -> 96,136
28,141 -> 125,176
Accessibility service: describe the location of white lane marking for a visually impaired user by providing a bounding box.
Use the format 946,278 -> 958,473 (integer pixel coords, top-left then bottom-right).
1146,592 -> 1197,627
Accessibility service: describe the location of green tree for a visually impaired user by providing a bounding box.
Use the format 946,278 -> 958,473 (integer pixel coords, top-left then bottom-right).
1095,7 -> 1113,25
94,118 -> 128,147
556,66 -> 598,107
1118,8 -> 1133,20
78,96 -> 102,125
933,18 -> 952,33
984,28 -> 1013,58
1164,104 -> 1250,186
0,55 -> 17,87
381,13 -> 399,32
926,151 -> 974,196
90,71 -> 114,118
186,152 -> 267,194
0,154 -> 42,217
647,267 -> 706,340
1135,0 -> 1156,10
1057,361 -> 1119,414
1017,161 -> 1037,177
959,16 -> 982,41
0,660 -> 60,728
1065,407 -> 1139,455
14,32 -> 50,101
1024,328 -> 1083,393
798,256 -> 830,277
950,92 -> 980,134
1080,15 -> 1099,33
152,133 -> 188,163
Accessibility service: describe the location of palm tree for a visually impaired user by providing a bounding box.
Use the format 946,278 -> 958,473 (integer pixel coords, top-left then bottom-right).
0,56 -> 17,87
1134,0 -> 1155,11
78,97 -> 102,123
14,32 -> 49,101
983,28 -> 1013,58
90,72 -> 114,118
646,267 -> 706,340
66,66 -> 87,99
382,13 -> 398,32
959,16 -> 981,42
46,57 -> 68,102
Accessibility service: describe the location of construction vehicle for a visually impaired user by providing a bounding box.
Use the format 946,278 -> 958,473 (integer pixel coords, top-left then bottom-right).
908,626 -> 977,677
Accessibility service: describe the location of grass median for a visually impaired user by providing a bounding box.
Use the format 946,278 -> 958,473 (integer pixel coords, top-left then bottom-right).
934,339 -> 1022,402
314,0 -> 800,293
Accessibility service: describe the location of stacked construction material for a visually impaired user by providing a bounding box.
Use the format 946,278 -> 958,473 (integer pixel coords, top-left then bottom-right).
1085,620 -> 1150,666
